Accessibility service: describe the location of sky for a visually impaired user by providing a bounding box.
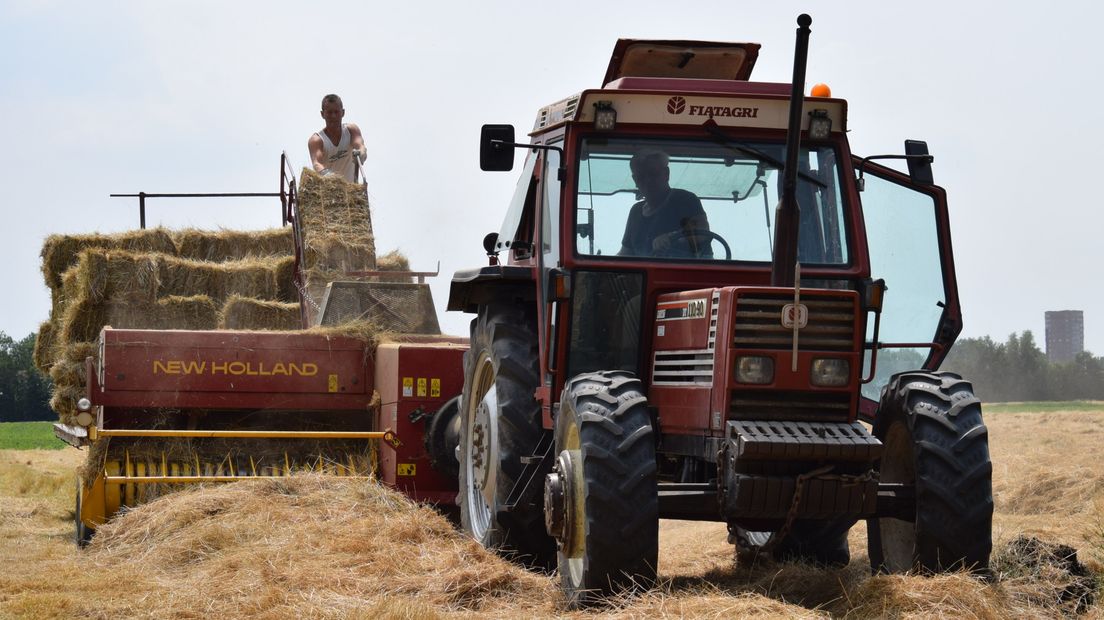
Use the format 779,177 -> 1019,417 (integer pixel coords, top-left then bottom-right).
2,1 -> 1102,354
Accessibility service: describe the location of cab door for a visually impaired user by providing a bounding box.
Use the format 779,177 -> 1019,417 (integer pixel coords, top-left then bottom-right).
854,158 -> 963,407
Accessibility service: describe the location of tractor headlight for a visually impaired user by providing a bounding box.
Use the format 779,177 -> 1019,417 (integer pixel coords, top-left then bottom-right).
735,356 -> 774,385
810,358 -> 850,387
77,397 -> 92,411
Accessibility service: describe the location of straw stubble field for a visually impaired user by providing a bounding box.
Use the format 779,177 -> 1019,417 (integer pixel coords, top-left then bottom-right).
2,409 -> 1101,619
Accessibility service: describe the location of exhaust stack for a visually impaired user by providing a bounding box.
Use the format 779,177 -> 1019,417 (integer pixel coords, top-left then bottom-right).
771,13 -> 812,287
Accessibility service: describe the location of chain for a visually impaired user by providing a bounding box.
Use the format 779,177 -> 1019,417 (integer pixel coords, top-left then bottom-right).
730,466 -> 879,556
760,464 -> 834,553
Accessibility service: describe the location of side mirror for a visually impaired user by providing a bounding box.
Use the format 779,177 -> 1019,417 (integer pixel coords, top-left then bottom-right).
904,140 -> 934,185
480,125 -> 516,171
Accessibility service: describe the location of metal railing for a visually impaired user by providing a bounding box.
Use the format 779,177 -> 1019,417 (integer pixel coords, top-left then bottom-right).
111,152 -> 298,229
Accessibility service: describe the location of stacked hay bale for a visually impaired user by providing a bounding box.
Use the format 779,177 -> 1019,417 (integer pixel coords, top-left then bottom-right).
36,228 -> 299,424
219,295 -> 300,331
175,227 -> 294,262
295,169 -> 377,322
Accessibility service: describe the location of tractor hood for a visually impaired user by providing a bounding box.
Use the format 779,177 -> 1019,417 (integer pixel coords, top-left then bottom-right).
602,39 -> 761,86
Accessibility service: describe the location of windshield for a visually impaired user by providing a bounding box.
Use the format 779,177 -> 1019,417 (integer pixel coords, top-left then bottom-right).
575,137 -> 849,264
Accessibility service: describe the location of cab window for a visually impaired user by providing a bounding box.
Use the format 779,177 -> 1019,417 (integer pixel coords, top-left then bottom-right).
575,137 -> 848,264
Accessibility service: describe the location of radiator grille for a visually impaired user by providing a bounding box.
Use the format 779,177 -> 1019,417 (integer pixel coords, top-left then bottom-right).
653,350 -> 714,385
733,293 -> 855,351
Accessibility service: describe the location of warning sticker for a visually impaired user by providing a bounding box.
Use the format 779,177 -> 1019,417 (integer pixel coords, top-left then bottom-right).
397,463 -> 416,476
431,378 -> 441,398
402,377 -> 413,397
417,378 -> 427,397
328,374 -> 339,393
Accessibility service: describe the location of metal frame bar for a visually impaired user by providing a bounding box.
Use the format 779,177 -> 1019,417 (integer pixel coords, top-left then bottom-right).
110,153 -> 296,229
96,429 -> 394,440
103,475 -> 373,484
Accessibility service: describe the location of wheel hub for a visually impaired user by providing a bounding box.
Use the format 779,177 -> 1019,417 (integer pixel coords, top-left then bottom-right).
544,451 -> 577,547
471,393 -> 494,489
462,362 -> 500,541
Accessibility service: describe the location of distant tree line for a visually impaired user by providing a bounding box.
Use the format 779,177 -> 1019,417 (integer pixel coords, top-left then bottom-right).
941,331 -> 1104,402
0,332 -> 53,422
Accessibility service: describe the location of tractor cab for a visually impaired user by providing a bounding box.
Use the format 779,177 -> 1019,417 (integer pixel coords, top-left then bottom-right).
454,38 -> 960,417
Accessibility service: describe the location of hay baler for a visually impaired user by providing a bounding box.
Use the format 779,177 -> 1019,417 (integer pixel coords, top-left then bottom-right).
58,159 -> 469,544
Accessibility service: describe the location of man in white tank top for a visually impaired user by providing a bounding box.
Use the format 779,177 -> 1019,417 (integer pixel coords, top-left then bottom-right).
308,94 -> 366,183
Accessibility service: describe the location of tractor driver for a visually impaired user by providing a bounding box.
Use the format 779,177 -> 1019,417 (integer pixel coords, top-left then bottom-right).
308,94 -> 366,183
618,149 -> 712,258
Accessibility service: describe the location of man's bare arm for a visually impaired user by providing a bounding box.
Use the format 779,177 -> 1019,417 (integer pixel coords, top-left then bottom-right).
308,134 -> 327,173
348,123 -> 366,161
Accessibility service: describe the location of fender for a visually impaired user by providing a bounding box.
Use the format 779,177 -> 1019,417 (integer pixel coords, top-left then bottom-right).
447,265 -> 535,313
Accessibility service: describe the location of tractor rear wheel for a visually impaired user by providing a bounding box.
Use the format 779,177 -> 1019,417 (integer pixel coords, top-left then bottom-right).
545,371 -> 657,607
868,371 -> 993,573
457,302 -> 554,568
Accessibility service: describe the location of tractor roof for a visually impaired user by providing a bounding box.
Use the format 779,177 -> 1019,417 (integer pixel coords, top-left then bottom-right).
602,39 -> 761,86
530,38 -> 845,135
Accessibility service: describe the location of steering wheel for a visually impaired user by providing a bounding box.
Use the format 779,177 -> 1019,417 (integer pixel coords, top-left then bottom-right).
660,229 -> 732,260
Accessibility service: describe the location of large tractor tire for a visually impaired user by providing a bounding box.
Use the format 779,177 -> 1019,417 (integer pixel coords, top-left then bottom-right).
868,371 -> 993,573
545,371 -> 658,607
457,302 -> 555,568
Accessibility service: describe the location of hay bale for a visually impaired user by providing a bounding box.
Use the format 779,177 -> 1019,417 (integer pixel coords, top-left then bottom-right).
54,268 -> 82,325
174,228 -> 294,262
302,234 -> 377,276
73,250 -> 163,304
59,297 -> 111,345
59,294 -> 219,344
62,250 -> 285,310
41,228 -> 176,290
49,359 -> 85,388
219,295 -> 301,331
32,321 -> 57,373
62,341 -> 98,364
147,295 -> 221,330
274,255 -> 298,302
297,168 -> 376,270
158,255 -> 280,302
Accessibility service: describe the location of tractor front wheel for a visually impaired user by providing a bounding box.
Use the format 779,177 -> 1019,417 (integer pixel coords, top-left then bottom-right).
868,371 -> 993,573
544,371 -> 657,607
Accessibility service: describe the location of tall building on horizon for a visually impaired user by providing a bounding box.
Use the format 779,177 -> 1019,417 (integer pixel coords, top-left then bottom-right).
1045,310 -> 1084,363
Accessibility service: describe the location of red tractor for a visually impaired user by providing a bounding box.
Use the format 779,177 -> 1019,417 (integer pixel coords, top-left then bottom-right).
442,15 -> 992,605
